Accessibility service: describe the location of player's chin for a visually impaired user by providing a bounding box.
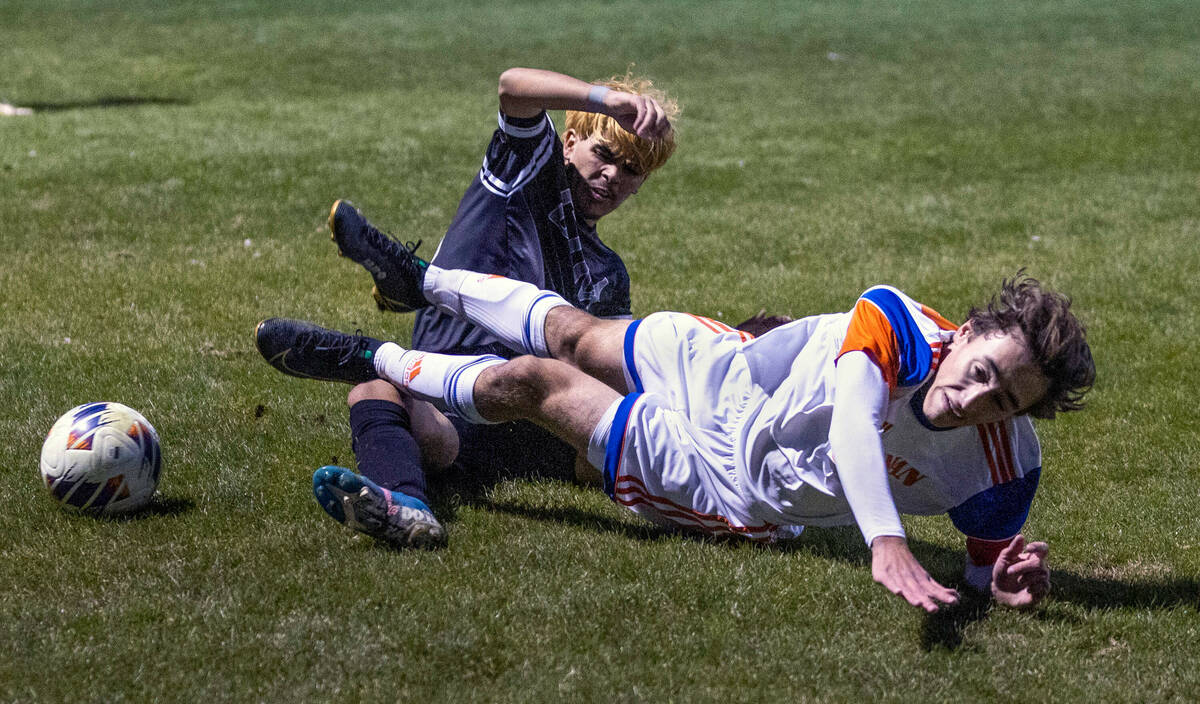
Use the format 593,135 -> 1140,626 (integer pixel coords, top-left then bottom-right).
926,408 -> 961,429
580,203 -> 614,221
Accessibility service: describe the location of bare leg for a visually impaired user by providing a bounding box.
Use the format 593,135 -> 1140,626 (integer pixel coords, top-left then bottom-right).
366,327 -> 625,458
422,269 -> 634,390
467,356 -> 621,455
541,308 -> 632,392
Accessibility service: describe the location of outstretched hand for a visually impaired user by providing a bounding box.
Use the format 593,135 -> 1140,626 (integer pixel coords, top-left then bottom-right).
991,534 -> 1050,608
604,91 -> 672,141
871,536 -> 960,612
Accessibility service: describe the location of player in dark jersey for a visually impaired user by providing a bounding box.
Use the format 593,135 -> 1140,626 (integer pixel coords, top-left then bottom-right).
311,68 -> 680,547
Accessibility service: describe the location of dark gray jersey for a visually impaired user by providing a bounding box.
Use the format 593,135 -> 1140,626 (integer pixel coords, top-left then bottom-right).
412,111 -> 632,357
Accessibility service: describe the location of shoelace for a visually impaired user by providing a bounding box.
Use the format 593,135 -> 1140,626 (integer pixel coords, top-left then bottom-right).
299,329 -> 371,367
363,223 -> 424,271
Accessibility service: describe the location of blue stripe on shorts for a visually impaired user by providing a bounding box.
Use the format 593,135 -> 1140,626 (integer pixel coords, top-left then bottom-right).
623,319 -> 644,393
603,392 -> 642,498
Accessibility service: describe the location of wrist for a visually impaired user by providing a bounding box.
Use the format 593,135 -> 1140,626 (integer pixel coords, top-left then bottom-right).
868,532 -> 907,550
586,85 -> 610,112
870,535 -> 908,552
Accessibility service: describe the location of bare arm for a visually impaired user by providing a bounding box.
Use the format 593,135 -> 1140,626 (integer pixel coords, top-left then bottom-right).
497,67 -> 671,140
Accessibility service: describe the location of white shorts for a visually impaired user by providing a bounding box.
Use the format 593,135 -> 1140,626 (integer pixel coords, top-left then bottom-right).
586,313 -> 782,541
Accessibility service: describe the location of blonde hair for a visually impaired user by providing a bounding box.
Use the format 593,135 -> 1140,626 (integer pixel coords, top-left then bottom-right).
564,71 -> 680,176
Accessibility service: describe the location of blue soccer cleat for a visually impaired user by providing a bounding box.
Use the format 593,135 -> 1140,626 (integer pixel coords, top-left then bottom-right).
312,466 -> 446,549
328,200 -> 431,313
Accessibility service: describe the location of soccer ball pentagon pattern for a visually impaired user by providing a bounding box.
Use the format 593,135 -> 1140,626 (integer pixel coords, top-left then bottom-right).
39,402 -> 163,514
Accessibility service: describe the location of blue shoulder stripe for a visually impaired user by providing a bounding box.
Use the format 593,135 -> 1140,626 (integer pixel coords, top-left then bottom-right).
861,287 -> 931,387
947,466 -> 1041,540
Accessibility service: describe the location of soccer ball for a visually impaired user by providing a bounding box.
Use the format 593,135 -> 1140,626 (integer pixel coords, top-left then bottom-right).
39,402 -> 163,514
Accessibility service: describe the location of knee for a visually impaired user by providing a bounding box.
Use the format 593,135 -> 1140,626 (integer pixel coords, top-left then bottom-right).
418,423 -> 459,471
544,307 -> 596,363
487,356 -> 557,399
347,379 -> 402,408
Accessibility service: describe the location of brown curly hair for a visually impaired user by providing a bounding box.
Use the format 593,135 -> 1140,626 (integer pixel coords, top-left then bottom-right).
965,271 -> 1095,419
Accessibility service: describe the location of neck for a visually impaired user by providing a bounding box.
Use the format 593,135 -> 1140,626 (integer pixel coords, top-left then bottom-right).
911,377 -> 953,431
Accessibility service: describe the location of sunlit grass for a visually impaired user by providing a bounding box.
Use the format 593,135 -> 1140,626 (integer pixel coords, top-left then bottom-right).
2,1 -> 1199,701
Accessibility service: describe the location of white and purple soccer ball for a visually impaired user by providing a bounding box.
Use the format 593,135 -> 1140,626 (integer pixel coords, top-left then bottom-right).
39,402 -> 163,514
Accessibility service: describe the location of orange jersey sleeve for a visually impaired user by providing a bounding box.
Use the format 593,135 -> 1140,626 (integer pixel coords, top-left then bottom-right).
838,299 -> 901,391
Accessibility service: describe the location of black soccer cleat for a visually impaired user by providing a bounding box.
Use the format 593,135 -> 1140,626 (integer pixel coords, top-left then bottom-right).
255,318 -> 382,384
328,200 -> 431,313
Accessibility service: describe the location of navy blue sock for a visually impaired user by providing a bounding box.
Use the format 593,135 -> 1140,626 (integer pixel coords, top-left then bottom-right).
348,399 -> 428,504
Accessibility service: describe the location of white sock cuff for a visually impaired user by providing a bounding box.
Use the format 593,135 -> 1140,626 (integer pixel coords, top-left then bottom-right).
444,355 -> 506,425
372,341 -> 409,381
525,292 -> 570,357
423,268 -> 572,357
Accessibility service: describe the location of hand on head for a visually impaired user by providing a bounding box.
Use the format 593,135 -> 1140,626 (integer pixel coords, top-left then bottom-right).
606,91 -> 672,141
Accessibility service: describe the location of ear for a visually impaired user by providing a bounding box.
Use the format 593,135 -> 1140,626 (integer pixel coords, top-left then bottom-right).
562,129 -> 580,160
952,320 -> 974,344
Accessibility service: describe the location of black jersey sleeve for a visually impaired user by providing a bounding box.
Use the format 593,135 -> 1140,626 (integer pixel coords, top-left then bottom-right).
478,112 -> 559,197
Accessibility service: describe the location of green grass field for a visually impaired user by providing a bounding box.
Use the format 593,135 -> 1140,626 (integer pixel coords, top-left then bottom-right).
3,0 -> 1199,700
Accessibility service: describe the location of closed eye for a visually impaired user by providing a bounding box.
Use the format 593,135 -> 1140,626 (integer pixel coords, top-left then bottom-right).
983,357 -> 1020,415
594,145 -> 644,177
593,145 -> 617,163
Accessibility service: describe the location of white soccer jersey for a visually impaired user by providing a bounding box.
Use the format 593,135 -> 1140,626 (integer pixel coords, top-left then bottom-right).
600,286 -> 1042,557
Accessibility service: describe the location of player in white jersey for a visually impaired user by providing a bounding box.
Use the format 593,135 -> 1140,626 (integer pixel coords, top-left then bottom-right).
256,263 -> 1093,613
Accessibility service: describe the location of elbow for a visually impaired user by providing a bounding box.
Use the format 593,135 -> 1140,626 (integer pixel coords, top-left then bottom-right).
497,68 -> 544,118
497,68 -> 529,104
497,68 -> 517,98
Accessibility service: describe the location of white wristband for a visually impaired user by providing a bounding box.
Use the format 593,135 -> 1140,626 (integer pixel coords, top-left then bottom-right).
587,85 -> 610,111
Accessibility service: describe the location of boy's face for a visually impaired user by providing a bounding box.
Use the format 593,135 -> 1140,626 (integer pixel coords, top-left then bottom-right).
923,324 -> 1049,428
563,130 -> 648,224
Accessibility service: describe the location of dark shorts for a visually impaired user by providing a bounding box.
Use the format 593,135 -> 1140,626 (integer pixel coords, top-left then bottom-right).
448,416 -> 577,483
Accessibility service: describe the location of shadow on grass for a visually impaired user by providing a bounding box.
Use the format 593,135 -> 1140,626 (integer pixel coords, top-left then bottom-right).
920,589 -> 993,651
20,96 -> 190,112
483,499 -> 684,541
1045,570 -> 1200,611
921,569 -> 1200,651
91,494 -> 196,521
458,482 -> 1200,651
426,469 -> 675,542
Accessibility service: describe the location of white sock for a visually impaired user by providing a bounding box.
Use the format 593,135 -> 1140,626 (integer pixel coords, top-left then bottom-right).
373,342 -> 504,425
422,266 -> 570,357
